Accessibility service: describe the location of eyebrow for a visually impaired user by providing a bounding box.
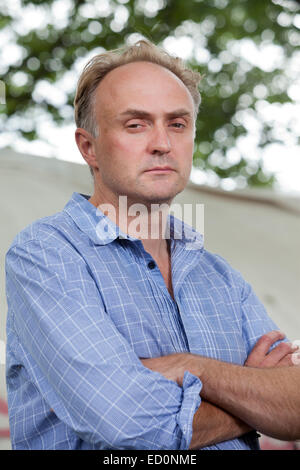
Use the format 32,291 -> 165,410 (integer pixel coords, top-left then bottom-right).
119,108 -> 193,120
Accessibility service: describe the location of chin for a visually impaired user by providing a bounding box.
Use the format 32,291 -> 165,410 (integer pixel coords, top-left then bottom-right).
143,189 -> 181,205
129,179 -> 187,205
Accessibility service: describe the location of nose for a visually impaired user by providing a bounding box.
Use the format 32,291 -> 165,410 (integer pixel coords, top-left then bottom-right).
148,124 -> 171,155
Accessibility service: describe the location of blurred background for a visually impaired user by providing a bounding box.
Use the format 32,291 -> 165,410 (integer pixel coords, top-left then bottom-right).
0,0 -> 300,450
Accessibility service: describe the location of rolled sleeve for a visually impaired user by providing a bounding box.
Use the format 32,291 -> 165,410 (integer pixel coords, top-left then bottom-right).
176,371 -> 202,449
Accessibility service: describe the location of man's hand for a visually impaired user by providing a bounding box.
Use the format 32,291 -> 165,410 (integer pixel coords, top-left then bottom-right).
141,330 -> 298,386
245,330 -> 298,368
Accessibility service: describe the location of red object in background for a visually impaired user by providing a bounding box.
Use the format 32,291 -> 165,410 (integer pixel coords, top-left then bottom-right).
0,398 -> 10,438
0,398 -> 8,414
260,435 -> 299,450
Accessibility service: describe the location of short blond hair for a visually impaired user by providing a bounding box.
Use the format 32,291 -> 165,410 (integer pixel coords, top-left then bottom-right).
74,40 -> 202,137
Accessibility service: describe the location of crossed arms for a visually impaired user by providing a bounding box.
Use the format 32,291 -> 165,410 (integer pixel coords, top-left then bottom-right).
142,330 -> 300,448
6,238 -> 300,449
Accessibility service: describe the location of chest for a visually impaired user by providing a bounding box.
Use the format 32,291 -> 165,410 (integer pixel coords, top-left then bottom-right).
90,250 -> 248,364
155,256 -> 175,300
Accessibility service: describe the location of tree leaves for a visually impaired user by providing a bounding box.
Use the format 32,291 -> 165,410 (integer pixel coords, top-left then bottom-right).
0,0 -> 299,189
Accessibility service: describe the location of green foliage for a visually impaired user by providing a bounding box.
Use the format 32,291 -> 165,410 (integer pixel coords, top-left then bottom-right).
0,0 -> 299,189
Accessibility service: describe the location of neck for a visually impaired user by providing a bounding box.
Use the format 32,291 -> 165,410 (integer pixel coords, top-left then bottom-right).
88,192 -> 172,259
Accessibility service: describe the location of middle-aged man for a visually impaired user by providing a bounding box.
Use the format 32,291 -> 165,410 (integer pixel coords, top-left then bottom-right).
5,40 -> 300,450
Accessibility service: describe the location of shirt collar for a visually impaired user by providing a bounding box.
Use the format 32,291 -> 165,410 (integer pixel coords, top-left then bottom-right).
63,192 -> 204,250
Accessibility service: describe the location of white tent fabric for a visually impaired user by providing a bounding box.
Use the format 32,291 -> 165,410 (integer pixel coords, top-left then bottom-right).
1,148 -> 299,449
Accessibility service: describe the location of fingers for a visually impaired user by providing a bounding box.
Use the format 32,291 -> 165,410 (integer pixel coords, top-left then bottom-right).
276,353 -> 297,368
261,342 -> 296,368
245,330 -> 286,367
245,330 -> 300,368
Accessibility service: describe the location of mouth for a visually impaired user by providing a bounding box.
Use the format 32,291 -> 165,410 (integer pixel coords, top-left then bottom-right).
144,167 -> 175,173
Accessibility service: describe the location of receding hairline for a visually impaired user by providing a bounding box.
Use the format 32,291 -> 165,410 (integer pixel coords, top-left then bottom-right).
96,59 -> 194,88
92,60 -> 196,120
74,41 -> 202,134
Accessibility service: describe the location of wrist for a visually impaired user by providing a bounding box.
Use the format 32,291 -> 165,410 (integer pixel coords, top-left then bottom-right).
173,353 -> 206,386
189,354 -> 208,381
188,355 -> 229,398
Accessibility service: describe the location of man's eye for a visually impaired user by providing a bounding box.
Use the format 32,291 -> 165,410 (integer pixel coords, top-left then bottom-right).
171,122 -> 185,129
126,122 -> 144,129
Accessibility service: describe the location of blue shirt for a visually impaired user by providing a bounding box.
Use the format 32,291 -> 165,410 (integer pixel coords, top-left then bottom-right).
5,192 -> 280,450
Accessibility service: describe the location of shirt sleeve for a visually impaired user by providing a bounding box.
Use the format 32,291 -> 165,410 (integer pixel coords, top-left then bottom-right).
240,276 -> 289,355
5,238 -> 202,450
208,252 -> 288,355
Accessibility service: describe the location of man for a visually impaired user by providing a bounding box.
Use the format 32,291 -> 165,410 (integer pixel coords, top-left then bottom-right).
5,40 -> 300,450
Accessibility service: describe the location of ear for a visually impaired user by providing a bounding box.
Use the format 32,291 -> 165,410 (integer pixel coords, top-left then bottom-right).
75,128 -> 99,171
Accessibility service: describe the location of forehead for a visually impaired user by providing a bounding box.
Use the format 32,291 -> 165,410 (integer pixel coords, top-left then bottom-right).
94,61 -> 194,117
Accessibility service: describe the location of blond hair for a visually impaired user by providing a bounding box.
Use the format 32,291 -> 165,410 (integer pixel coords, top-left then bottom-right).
74,40 -> 202,138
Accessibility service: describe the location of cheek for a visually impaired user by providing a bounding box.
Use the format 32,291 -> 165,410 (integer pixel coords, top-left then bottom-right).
176,139 -> 194,164
98,140 -> 142,181
105,133 -> 143,159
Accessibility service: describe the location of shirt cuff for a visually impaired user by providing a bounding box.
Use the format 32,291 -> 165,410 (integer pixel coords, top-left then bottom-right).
176,370 -> 202,450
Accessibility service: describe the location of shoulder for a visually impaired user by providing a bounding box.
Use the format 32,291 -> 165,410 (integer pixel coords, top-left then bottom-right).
172,214 -> 248,293
6,209 -> 80,260
200,249 -> 249,296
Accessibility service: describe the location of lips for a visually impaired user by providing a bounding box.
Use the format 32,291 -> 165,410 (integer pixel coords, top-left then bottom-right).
145,167 -> 174,172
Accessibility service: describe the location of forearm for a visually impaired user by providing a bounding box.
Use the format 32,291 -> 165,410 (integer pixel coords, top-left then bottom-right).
141,332 -> 300,444
196,356 -> 300,440
141,355 -> 252,448
189,400 -> 252,449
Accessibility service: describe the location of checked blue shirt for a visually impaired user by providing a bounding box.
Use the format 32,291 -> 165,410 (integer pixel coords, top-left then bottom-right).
5,192 -> 280,450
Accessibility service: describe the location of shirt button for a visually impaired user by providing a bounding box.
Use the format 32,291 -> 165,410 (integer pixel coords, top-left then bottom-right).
147,261 -> 156,270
